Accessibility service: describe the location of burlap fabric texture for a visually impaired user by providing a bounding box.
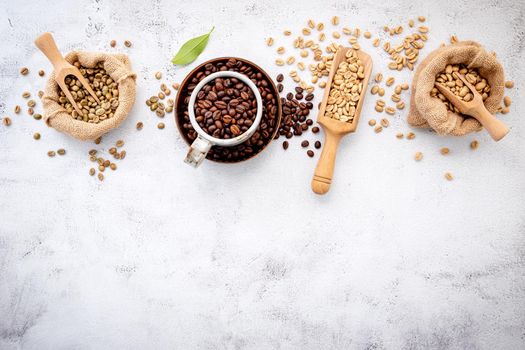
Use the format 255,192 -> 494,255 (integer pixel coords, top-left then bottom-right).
408,41 -> 505,136
42,51 -> 136,140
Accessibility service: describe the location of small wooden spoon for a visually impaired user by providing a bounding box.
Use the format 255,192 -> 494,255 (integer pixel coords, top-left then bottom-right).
34,32 -> 100,115
311,47 -> 373,195
435,73 -> 509,141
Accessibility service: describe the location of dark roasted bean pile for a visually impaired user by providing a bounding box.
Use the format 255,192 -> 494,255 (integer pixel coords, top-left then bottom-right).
275,74 -> 321,158
194,77 -> 256,139
177,58 -> 280,162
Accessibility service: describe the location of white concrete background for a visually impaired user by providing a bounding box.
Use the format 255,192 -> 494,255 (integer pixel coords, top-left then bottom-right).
0,0 -> 524,349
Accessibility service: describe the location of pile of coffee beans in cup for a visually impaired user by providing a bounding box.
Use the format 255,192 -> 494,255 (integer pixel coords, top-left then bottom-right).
275,74 -> 322,158
177,58 -> 279,162
194,77 -> 257,139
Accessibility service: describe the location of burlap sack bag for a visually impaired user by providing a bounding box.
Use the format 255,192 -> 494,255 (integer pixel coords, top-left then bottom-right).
42,51 -> 136,140
408,41 -> 505,136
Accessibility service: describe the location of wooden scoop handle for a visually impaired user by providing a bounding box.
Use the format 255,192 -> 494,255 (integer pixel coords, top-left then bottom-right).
311,130 -> 342,195
472,105 -> 510,141
35,32 -> 69,70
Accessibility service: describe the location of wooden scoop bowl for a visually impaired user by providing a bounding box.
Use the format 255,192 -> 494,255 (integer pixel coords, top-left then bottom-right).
311,47 -> 373,195
435,73 -> 509,141
34,32 -> 100,115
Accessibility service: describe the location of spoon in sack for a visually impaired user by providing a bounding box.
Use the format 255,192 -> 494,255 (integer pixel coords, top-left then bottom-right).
311,47 -> 373,195
35,32 -> 100,115
435,73 -> 509,141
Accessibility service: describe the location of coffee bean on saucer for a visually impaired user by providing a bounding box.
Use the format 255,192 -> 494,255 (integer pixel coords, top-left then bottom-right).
301,140 -> 309,148
307,150 -> 314,157
314,141 -> 321,149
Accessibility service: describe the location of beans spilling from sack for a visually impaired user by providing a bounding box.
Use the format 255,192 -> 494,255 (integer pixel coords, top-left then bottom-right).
58,61 -> 119,123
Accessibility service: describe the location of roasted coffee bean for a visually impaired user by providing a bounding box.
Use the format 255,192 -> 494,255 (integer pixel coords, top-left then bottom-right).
277,83 -> 283,92
314,141 -> 321,149
306,119 -> 313,125
295,87 -> 304,94
282,141 -> 289,150
312,126 -> 320,133
194,77 -> 257,139
305,93 -> 314,101
301,140 -> 309,148
307,150 -> 314,157
276,74 -> 284,82
295,93 -> 304,100
286,92 -> 294,100
178,58 -> 278,162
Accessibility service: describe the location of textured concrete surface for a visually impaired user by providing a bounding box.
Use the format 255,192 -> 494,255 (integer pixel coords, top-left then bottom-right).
0,0 -> 524,349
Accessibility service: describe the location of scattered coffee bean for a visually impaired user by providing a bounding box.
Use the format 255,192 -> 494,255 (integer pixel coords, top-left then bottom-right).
14,105 -> 21,114
414,152 -> 423,161
440,147 -> 450,155
276,74 -> 284,82
98,173 -> 104,181
110,40 -> 116,47
3,117 -> 11,126
312,126 -> 320,133
47,150 -> 55,157
136,121 -> 143,130
307,150 -> 314,157
155,71 -> 162,80
444,172 -> 453,181
38,70 -> 45,77
20,67 -> 29,75
116,140 -> 124,148
124,40 -> 132,47
22,91 -> 30,98
314,141 -> 321,149
94,137 -> 102,144
110,163 -> 117,170
33,133 -> 40,140
89,168 -> 96,176
158,122 -> 165,129
470,140 -> 479,150
301,140 -> 309,148
57,148 -> 66,155
282,141 -> 289,150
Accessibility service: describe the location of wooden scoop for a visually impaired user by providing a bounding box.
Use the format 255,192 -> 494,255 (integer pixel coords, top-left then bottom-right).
435,73 -> 509,141
311,47 -> 373,195
34,32 -> 100,115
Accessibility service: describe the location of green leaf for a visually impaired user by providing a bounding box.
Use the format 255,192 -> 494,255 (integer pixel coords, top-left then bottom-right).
171,27 -> 214,65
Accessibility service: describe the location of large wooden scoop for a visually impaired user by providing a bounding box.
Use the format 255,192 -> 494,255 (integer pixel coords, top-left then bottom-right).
435,73 -> 509,141
34,32 -> 100,115
311,47 -> 373,195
